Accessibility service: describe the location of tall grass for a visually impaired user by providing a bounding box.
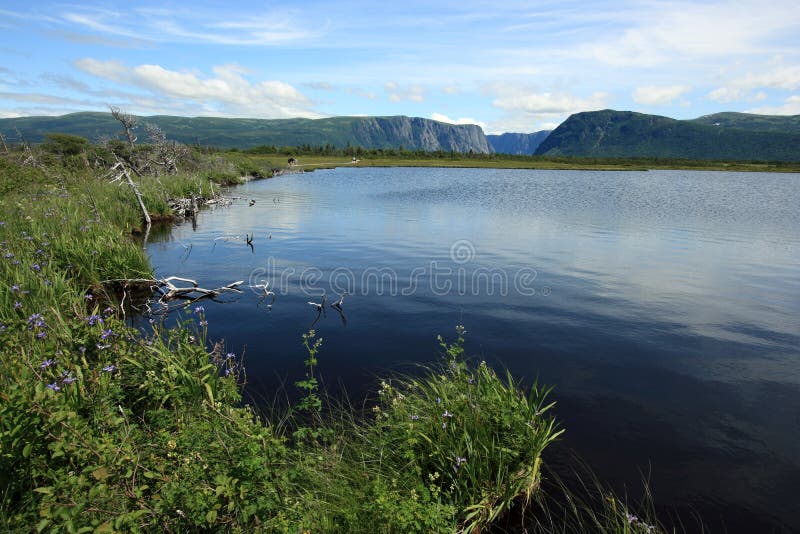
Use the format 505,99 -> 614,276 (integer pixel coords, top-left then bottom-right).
0,146 -> 671,532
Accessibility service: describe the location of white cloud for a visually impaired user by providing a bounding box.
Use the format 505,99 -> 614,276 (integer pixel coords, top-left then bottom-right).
344,87 -> 377,100
492,89 -> 608,115
748,95 -> 800,115
485,84 -> 609,134
706,65 -> 800,104
384,83 -> 425,103
60,6 -> 316,46
430,113 -> 486,130
738,66 -> 800,91
74,59 -> 322,118
74,58 -> 128,83
632,85 -> 690,106
577,1 -> 799,68
304,82 -> 334,91
707,87 -> 746,103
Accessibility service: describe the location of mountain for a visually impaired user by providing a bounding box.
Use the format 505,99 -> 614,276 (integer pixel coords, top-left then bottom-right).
0,112 -> 492,153
535,109 -> 800,161
486,131 -> 551,155
690,112 -> 800,133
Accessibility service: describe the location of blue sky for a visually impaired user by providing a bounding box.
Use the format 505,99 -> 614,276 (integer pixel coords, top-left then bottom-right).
1,0 -> 799,133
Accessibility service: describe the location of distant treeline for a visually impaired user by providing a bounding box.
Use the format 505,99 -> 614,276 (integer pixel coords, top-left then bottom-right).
236,143 -> 800,168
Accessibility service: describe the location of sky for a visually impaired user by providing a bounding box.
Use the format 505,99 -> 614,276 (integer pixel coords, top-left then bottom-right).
1,0 -> 799,134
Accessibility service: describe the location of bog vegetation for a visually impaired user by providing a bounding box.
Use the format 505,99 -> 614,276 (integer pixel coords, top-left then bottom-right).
0,120 -> 666,532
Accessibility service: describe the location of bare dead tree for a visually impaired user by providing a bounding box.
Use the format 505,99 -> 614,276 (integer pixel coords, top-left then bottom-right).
144,123 -> 188,176
15,127 -> 40,168
109,105 -> 138,149
108,155 -> 151,228
0,131 -> 8,154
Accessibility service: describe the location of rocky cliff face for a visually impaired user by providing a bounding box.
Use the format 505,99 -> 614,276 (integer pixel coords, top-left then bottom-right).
487,131 -> 551,155
0,113 -> 493,153
350,116 -> 491,153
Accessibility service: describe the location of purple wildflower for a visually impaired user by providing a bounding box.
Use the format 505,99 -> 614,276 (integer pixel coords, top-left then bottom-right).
14,301 -> 22,309
30,263 -> 41,272
625,512 -> 638,525
3,253 -> 12,259
46,382 -> 60,391
61,375 -> 77,385
36,331 -> 47,339
199,320 -> 208,327
194,306 -> 205,314
467,377 -> 474,385
85,314 -> 103,326
101,328 -> 114,340
11,285 -> 19,292
102,365 -> 117,373
225,352 -> 235,360
103,307 -> 114,316
96,343 -> 111,350
85,294 -> 93,301
410,414 -> 420,421
455,456 -> 467,470
436,397 -> 442,404
442,410 -> 453,418
224,368 -> 233,376
40,358 -> 55,368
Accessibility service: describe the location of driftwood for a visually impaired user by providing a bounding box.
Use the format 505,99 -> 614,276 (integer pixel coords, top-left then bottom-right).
156,276 -> 244,303
100,276 -> 245,311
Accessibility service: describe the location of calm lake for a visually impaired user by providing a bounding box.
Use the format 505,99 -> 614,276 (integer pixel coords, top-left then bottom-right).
146,167 -> 800,532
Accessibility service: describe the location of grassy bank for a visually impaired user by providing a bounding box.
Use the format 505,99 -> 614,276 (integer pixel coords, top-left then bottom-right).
0,141 -> 667,532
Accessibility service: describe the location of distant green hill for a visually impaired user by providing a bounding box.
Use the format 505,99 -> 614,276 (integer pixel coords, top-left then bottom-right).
535,109 -> 800,161
0,112 -> 492,153
487,131 -> 551,155
691,112 -> 800,133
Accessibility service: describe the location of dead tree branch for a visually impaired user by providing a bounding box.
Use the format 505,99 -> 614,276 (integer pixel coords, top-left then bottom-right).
109,105 -> 138,149
109,158 -> 151,227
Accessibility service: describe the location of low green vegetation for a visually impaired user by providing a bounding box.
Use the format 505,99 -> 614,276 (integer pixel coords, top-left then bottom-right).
1,135 -> 670,532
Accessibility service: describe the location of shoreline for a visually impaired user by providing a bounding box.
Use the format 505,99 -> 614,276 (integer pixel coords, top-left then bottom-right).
250,153 -> 800,174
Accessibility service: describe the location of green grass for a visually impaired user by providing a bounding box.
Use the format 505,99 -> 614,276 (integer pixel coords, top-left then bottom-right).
0,144 -> 680,532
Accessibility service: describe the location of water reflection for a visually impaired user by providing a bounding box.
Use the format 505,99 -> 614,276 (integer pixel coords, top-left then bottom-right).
146,167 -> 800,532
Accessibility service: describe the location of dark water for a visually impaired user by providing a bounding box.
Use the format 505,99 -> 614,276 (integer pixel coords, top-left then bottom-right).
146,167 -> 800,532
